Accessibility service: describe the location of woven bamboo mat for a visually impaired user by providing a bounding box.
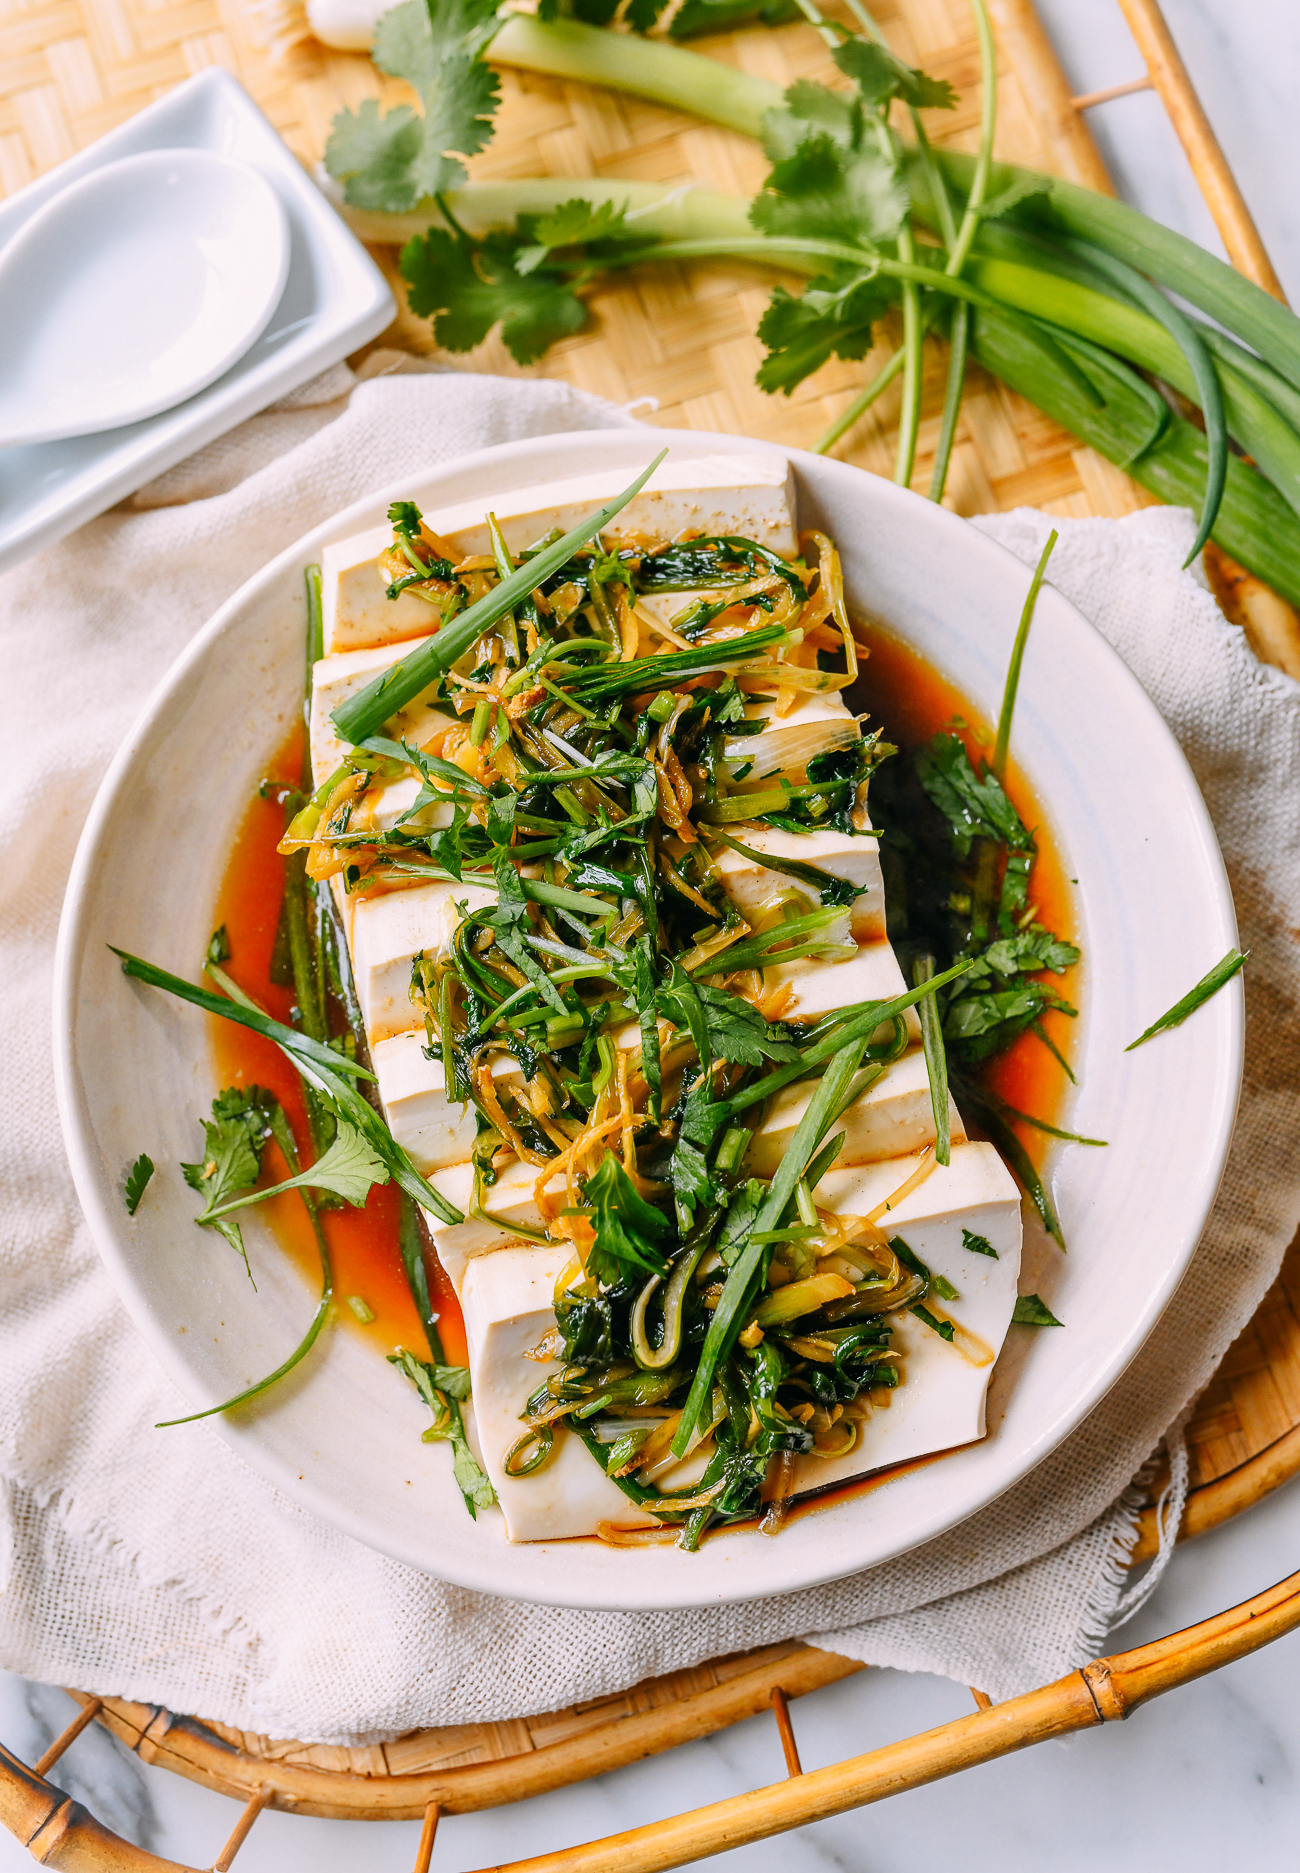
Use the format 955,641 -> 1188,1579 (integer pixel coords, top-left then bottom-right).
1,0 -> 1154,515
3,0 -> 1299,1786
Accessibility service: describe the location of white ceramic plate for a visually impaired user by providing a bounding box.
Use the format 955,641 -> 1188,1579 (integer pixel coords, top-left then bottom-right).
0,68 -> 393,576
55,429 -> 1242,1611
0,150 -> 291,446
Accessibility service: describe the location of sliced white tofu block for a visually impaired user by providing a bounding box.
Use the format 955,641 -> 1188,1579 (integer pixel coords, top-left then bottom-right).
713,825 -> 886,942
352,880 -> 496,1043
426,1158 -> 553,1296
764,939 -> 921,1041
352,776 -> 457,837
746,1048 -> 964,1180
791,1141 -> 1022,1494
321,533 -> 446,658
321,454 -> 798,654
728,689 -> 858,780
372,1032 -> 523,1176
462,1244 -> 659,1541
310,640 -> 456,783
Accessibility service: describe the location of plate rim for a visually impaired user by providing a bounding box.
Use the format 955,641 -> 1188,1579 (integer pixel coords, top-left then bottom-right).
54,426 -> 1244,1610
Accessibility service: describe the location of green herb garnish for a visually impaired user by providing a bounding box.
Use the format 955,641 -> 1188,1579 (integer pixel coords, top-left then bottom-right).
1012,1294 -> 1063,1328
1124,949 -> 1247,1052
123,1153 -> 154,1217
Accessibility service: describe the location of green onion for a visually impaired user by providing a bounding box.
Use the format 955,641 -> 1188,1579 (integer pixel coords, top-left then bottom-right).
1124,948 -> 1247,1051
671,1038 -> 866,1455
993,527 -> 1057,783
331,450 -> 669,746
913,954 -> 951,1167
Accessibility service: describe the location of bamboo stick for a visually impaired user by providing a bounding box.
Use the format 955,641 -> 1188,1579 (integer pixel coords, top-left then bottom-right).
76,1650 -> 864,1822
985,0 -> 1115,193
1112,0 -> 1287,300
414,1802 -> 442,1873
0,1740 -> 200,1872
1070,76 -> 1152,112
449,1569 -> 1300,1873
212,1790 -> 267,1872
32,1700 -> 103,1779
769,1691 -> 803,1777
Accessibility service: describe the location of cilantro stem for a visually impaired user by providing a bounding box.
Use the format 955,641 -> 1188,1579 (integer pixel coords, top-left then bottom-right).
813,345 -> 907,454
946,0 -> 995,278
992,527 -> 1056,784
155,1282 -> 333,1429
158,1093 -> 335,1429
928,303 -> 968,502
894,261 -> 923,489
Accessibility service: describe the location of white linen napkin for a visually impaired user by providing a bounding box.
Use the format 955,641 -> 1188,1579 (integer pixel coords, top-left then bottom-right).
1,364 -> 1297,1741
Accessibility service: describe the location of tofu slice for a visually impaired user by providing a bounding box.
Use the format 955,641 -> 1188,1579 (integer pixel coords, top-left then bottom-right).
352,776 -> 457,837
426,1158 -> 553,1296
791,1141 -> 1022,1494
310,640 -> 456,784
352,880 -> 496,1043
372,1032 -> 522,1176
713,825 -> 886,942
746,1048 -> 964,1180
765,939 -> 921,1040
458,1141 -> 1022,1541
321,453 -> 798,654
462,1244 -> 659,1541
728,690 -> 859,780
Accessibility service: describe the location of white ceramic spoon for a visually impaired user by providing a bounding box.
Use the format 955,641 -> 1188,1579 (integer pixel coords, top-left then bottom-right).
0,149 -> 290,448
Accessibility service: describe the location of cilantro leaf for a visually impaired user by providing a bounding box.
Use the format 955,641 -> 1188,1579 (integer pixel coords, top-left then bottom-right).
1012,1293 -> 1064,1327
273,1122 -> 389,1207
831,38 -> 956,112
181,1086 -> 274,1208
657,969 -> 799,1069
980,930 -> 1080,977
123,1153 -> 155,1216
401,226 -> 588,364
717,1181 -> 766,1266
668,1134 -> 717,1211
943,982 -> 1068,1061
324,0 -> 504,213
695,984 -> 801,1067
389,500 -> 424,540
197,1119 -> 390,1230
516,196 -> 633,273
181,1086 -> 278,1283
756,264 -> 896,394
962,1227 -> 998,1259
915,732 -> 1033,857
752,128 -> 907,250
391,1348 -> 497,1518
584,1151 -> 670,1283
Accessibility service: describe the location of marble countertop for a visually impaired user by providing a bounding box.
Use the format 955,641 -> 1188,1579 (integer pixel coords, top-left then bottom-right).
4,1 -> 1299,1866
